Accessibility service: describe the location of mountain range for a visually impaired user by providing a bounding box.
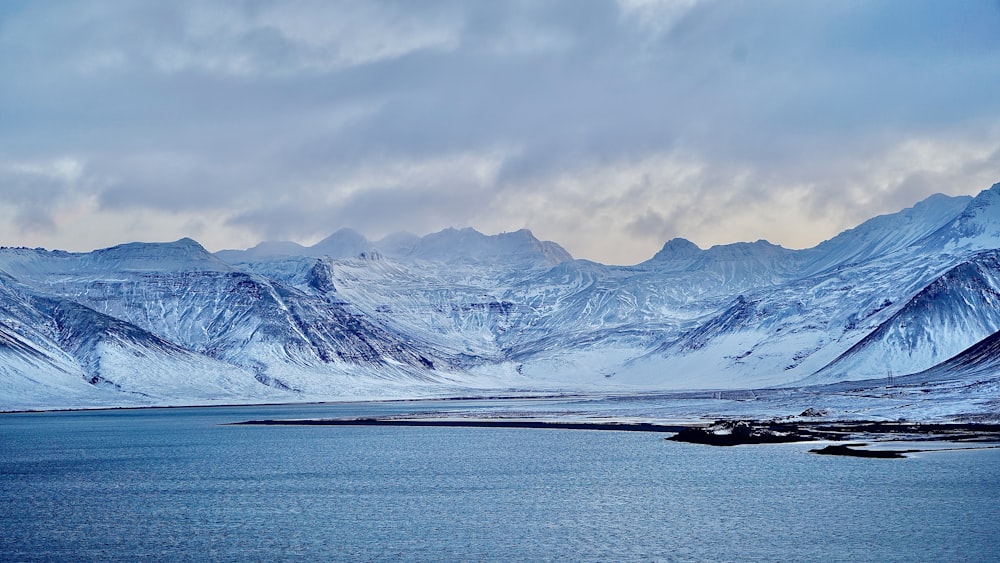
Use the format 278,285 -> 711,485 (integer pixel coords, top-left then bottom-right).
3,183 -> 1000,412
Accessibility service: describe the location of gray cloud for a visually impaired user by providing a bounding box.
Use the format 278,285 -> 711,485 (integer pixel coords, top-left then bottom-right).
1,0 -> 999,262
0,157 -> 93,231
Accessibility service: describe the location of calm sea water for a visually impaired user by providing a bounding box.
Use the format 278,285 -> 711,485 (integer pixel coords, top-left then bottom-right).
2,401 -> 999,562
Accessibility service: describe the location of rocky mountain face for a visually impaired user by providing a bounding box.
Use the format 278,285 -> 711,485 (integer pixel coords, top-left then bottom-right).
3,183 -> 1000,409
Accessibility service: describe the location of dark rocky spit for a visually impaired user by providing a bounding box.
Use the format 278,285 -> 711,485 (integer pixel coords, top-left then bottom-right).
808,444 -> 914,458
230,418 -> 688,432
667,419 -> 1000,457
230,417 -> 1000,458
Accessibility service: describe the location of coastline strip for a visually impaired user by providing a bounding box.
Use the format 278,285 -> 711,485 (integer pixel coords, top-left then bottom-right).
229,418 -> 689,432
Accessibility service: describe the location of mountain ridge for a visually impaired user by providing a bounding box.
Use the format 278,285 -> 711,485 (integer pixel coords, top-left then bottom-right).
216,226 -> 573,268
3,183 -> 1000,410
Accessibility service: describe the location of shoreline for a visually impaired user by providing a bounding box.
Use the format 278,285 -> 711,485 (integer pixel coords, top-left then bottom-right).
230,416 -> 1000,457
8,397 -> 1000,458
230,416 -> 1000,439
229,418 -> 690,432
668,419 -> 1000,443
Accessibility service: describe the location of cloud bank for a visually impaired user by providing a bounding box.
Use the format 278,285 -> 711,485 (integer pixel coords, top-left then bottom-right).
2,0 -> 999,263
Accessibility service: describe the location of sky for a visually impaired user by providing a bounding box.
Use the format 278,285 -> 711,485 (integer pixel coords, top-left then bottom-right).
2,0 -> 1000,265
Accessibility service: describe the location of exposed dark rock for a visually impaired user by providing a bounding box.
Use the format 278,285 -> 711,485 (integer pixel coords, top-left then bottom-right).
809,444 -> 912,458
667,420 -> 811,446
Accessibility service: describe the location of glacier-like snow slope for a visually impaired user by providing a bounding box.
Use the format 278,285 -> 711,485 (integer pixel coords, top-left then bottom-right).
3,183 -> 1000,411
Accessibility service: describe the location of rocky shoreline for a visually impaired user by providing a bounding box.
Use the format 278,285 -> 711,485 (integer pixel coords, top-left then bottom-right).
231,416 -> 1000,457
666,419 -> 1000,457
808,444 -> 914,458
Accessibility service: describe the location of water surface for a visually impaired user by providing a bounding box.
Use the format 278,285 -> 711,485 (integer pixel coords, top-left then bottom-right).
3,401 -> 998,561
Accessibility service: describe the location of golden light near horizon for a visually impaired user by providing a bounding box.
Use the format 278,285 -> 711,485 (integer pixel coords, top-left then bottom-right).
1,1 -> 999,263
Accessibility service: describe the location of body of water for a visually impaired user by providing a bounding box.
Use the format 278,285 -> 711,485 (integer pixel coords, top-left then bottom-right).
2,401 -> 999,561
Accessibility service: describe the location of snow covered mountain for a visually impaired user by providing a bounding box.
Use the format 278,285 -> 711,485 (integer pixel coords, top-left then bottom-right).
3,183 -> 1000,410
217,227 -> 572,268
803,250 -> 1000,384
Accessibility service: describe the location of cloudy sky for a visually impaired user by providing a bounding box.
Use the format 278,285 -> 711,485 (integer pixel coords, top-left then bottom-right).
2,0 -> 999,264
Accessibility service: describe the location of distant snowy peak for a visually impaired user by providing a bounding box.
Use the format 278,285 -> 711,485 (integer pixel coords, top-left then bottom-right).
1,238 -> 231,277
402,228 -> 572,267
539,240 -> 575,266
215,240 -> 310,261
648,238 -> 794,263
648,238 -> 792,263
216,227 -> 572,267
923,182 -> 1000,251
87,238 -> 231,272
644,190 -> 980,276
643,238 -> 799,290
805,192 -> 971,272
374,231 -> 421,256
704,240 -> 793,260
218,229 -> 375,262
310,228 -> 374,259
649,238 -> 702,261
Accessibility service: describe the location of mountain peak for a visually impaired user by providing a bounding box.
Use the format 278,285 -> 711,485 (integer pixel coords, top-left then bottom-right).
407,227 -> 571,267
313,227 -> 369,245
504,228 -> 536,239
913,192 -> 959,210
90,238 -> 228,272
805,191 -> 973,272
919,180 -> 1000,251
966,181 -> 1000,211
96,237 -> 210,255
648,238 -> 791,264
309,228 -> 373,259
650,238 -> 702,261
374,231 -> 421,256
707,239 -> 783,251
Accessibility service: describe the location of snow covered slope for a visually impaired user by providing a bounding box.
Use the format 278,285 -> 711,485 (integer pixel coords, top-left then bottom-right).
921,182 -> 1000,252
3,183 -> 1000,410
916,328 -> 1000,380
802,193 -> 972,273
803,251 -> 1000,384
